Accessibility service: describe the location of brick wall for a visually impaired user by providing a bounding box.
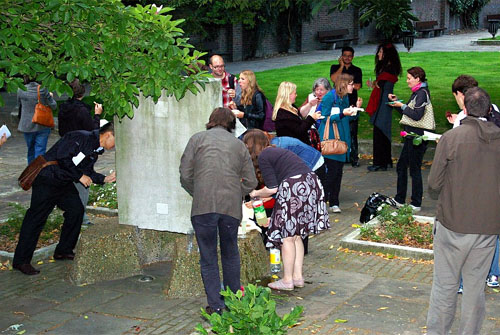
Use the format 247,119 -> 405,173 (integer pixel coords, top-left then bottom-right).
301,3 -> 357,51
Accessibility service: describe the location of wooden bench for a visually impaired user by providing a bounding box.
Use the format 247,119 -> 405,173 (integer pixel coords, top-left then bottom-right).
415,21 -> 446,38
487,14 -> 500,22
317,29 -> 357,49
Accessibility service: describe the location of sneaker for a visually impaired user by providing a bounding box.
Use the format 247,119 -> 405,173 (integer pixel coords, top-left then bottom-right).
410,204 -> 421,212
391,198 -> 404,208
457,285 -> 463,294
330,205 -> 341,213
487,275 -> 499,288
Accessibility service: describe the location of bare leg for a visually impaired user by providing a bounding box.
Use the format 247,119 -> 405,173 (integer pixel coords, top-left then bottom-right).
293,235 -> 304,281
281,236 -> 296,283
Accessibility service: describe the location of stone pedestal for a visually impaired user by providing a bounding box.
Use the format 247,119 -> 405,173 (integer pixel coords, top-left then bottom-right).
114,80 -> 222,234
70,222 -> 270,296
164,230 -> 269,298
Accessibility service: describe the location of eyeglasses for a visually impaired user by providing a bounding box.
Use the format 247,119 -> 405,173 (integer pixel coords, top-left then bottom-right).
347,83 -> 354,86
212,65 -> 225,69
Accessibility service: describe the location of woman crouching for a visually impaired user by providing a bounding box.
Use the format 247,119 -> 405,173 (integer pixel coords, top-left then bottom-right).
244,129 -> 330,290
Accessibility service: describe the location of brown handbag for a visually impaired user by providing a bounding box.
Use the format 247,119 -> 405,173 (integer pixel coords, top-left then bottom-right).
18,155 -> 58,191
32,85 -> 55,128
320,116 -> 348,155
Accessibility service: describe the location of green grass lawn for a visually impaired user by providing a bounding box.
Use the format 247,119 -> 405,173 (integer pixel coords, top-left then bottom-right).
255,52 -> 500,141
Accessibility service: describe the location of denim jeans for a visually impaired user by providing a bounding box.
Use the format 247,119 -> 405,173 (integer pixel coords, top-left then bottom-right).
489,236 -> 500,277
191,213 -> 241,310
23,128 -> 51,164
395,138 -> 427,207
271,136 -> 322,170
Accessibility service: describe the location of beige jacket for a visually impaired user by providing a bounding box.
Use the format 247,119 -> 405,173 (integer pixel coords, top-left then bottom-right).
179,127 -> 257,220
428,117 -> 500,234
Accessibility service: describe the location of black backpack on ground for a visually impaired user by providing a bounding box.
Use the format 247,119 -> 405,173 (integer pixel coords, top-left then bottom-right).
359,192 -> 396,223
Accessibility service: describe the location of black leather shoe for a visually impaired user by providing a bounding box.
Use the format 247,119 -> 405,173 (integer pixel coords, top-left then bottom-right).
205,306 -> 226,315
367,165 -> 387,172
13,263 -> 40,275
53,253 -> 75,260
351,161 -> 360,167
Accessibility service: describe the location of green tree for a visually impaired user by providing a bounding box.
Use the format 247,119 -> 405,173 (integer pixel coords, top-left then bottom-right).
448,0 -> 491,29
313,0 -> 418,41
126,0 -> 314,56
0,0 -> 208,119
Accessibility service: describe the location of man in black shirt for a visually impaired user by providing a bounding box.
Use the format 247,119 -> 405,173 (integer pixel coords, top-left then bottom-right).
13,124 -> 117,275
330,46 -> 362,167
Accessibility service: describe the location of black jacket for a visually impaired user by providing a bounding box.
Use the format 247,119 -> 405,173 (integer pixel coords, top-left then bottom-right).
274,107 -> 314,145
237,91 -> 265,130
39,130 -> 105,185
58,99 -> 101,136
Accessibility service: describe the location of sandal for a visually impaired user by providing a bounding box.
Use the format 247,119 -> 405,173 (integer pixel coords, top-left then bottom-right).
268,279 -> 294,291
293,278 -> 305,288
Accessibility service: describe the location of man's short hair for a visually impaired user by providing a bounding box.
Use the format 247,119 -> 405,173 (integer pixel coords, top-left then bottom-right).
209,55 -> 223,66
464,87 -> 491,118
341,46 -> 354,55
452,75 -> 478,94
99,122 -> 114,135
206,107 -> 235,132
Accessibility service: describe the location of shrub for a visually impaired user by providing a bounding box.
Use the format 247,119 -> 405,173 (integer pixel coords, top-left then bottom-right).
195,284 -> 303,335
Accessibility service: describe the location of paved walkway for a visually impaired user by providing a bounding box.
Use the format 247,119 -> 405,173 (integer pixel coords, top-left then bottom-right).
1,31 -> 500,335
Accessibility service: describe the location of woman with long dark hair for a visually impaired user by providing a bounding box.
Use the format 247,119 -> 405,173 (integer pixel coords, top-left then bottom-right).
366,43 -> 402,171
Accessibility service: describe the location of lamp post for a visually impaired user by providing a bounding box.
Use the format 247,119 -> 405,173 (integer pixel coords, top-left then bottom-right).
488,20 -> 499,38
402,31 -> 415,52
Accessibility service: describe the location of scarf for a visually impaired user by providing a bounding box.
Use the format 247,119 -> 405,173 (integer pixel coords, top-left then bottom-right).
366,72 -> 399,116
411,82 -> 422,93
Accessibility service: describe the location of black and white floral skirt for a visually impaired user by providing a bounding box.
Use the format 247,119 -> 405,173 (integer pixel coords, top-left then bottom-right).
266,172 -> 330,248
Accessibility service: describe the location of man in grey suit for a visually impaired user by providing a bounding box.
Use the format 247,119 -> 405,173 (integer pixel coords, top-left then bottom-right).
180,107 -> 257,315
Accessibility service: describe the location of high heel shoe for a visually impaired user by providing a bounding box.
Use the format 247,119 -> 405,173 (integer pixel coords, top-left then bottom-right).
367,165 -> 387,172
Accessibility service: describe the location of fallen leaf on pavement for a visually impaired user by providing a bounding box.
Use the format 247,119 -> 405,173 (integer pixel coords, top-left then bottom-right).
330,291 -> 336,295
334,319 -> 348,323
377,307 -> 389,311
351,224 -> 360,228
329,245 -> 334,249
379,295 -> 392,299
37,261 -> 43,265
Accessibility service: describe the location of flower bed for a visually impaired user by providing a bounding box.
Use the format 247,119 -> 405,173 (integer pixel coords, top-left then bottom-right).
341,206 -> 434,260
359,205 -> 433,249
88,183 -> 118,209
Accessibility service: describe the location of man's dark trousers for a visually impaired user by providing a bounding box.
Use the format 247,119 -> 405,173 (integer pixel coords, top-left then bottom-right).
191,213 -> 240,310
13,176 -> 84,266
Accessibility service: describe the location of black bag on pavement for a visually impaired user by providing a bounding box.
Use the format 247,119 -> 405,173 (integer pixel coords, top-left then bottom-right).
359,192 -> 396,223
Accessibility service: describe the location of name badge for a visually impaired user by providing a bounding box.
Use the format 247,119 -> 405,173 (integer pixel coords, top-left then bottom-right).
72,152 -> 85,166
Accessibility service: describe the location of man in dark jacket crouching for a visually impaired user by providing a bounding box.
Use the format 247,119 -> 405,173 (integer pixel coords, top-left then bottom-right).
13,123 -> 116,275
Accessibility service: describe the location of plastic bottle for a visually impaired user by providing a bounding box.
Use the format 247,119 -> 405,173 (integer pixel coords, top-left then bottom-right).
186,228 -> 194,253
252,198 -> 268,227
270,248 -> 281,273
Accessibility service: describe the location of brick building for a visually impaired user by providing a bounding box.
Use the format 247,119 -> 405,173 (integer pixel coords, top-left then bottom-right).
202,0 -> 500,62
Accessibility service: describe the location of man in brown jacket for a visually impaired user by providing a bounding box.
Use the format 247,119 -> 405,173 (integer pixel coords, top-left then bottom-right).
426,87 -> 500,335
179,107 -> 257,315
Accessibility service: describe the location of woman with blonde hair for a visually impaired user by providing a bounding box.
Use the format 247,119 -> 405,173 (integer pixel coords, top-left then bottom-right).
229,70 -> 266,130
273,81 -> 322,145
244,129 -> 329,290
318,73 -> 362,213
